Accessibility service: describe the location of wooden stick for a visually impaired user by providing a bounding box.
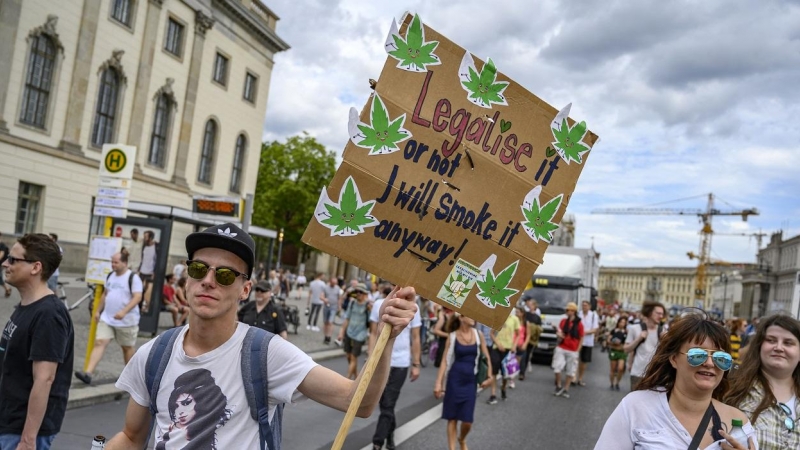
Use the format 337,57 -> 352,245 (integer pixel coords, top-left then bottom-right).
331,323 -> 392,450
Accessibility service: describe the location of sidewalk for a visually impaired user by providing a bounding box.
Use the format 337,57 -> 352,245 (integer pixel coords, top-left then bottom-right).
0,274 -> 348,409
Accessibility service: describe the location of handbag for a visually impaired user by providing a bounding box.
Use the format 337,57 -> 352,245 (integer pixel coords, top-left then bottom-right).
502,352 -> 520,379
688,403 -> 714,450
476,354 -> 489,385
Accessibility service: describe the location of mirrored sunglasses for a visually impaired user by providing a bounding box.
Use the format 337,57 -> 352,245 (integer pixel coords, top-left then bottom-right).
186,260 -> 248,286
779,403 -> 795,432
682,347 -> 733,371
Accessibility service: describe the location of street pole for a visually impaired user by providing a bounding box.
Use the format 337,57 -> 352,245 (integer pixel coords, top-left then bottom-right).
276,228 -> 284,270
721,274 -> 728,319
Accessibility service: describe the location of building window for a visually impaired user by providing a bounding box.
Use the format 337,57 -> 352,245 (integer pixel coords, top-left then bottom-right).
91,68 -> 120,147
111,0 -> 133,27
198,120 -> 217,184
16,182 -> 44,235
230,134 -> 246,193
164,18 -> 184,57
243,72 -> 257,103
213,53 -> 228,86
20,35 -> 56,128
148,93 -> 172,167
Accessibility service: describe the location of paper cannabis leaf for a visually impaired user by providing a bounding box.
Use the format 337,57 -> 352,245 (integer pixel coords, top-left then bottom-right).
520,187 -> 563,243
348,94 -> 411,155
550,103 -> 592,164
441,273 -> 469,303
458,53 -> 509,109
476,260 -> 519,308
313,176 -> 378,237
384,14 -> 441,72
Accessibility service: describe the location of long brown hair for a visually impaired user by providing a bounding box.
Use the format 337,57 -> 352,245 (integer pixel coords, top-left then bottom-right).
724,314 -> 800,424
636,314 -> 731,400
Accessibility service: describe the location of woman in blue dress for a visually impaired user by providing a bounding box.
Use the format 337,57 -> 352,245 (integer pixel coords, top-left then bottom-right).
434,313 -> 494,450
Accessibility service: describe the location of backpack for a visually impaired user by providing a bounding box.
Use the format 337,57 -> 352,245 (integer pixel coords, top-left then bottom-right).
106,271 -> 135,293
143,326 -> 281,450
633,322 -> 664,356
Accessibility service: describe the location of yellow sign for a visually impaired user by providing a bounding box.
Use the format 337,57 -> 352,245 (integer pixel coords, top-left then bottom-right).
104,149 -> 127,173
99,144 -> 136,180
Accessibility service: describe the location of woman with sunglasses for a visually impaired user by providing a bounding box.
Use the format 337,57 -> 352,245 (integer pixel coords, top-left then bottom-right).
724,315 -> 800,450
595,313 -> 756,449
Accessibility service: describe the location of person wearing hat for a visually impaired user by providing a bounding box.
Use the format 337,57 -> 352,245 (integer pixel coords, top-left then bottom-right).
552,301 -> 584,399
106,223 -> 419,449
238,280 -> 288,339
337,282 -> 372,380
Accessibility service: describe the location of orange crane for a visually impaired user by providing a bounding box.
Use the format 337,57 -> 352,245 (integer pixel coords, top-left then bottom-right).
592,193 -> 759,308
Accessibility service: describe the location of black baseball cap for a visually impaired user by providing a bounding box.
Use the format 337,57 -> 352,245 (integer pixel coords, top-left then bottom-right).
185,223 -> 255,277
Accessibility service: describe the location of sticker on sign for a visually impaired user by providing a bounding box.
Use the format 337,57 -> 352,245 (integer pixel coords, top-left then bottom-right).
93,206 -> 127,218
95,197 -> 129,208
97,187 -> 130,198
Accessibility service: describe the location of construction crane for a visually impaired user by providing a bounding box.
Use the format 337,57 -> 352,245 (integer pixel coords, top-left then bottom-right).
713,231 -> 768,252
592,193 -> 759,308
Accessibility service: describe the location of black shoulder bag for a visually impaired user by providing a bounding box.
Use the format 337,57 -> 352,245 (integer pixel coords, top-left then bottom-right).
688,403 -> 714,450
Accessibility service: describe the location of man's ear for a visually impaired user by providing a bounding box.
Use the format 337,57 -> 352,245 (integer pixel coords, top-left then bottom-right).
241,280 -> 252,300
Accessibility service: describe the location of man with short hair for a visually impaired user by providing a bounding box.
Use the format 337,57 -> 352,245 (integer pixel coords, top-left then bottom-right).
75,252 -> 143,384
238,280 -> 288,339
368,290 -> 421,450
576,300 -> 599,386
623,301 -> 666,391
105,223 -> 417,449
0,233 -> 74,449
0,232 -> 10,297
322,275 -> 342,344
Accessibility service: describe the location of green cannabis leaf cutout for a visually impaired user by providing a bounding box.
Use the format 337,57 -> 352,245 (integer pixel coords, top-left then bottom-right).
385,14 -> 440,73
314,176 -> 378,237
459,53 -> 509,109
349,94 -> 410,155
476,260 -> 519,308
520,189 -> 563,243
552,118 -> 590,164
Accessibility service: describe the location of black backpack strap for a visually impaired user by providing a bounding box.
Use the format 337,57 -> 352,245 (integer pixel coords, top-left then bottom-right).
143,326 -> 183,449
688,402 -> 714,450
242,327 -> 279,450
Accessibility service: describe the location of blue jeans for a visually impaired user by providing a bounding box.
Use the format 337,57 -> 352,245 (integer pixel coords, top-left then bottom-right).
0,434 -> 56,449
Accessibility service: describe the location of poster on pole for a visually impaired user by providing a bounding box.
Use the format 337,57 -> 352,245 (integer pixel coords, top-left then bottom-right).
302,13 -> 599,330
85,236 -> 122,284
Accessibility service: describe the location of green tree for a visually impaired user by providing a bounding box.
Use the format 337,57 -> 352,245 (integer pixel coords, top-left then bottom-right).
253,133 -> 337,261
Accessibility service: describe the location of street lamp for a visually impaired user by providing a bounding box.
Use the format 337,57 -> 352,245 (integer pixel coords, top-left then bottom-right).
276,228 -> 284,270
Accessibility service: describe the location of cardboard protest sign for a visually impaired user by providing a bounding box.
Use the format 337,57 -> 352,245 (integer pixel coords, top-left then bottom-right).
302,13 -> 599,330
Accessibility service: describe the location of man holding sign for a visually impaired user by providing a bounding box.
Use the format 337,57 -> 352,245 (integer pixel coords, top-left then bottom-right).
105,223 -> 417,450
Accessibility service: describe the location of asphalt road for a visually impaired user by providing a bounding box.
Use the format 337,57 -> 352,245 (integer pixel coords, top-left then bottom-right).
57,346 -> 624,449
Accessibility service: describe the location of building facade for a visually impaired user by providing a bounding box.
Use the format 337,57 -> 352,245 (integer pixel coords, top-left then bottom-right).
740,231 -> 800,318
599,265 -> 750,317
0,0 -> 287,271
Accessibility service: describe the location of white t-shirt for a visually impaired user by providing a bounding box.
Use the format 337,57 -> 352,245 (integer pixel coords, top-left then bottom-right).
369,299 -> 422,368
595,389 -> 759,450
626,323 -> 660,377
116,323 -> 317,449
140,244 -> 157,275
101,270 -> 143,327
173,263 -> 185,280
308,279 -> 326,305
578,310 -> 599,347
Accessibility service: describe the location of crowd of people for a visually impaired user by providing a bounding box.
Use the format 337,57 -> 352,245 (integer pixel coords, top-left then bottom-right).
1,228 -> 798,449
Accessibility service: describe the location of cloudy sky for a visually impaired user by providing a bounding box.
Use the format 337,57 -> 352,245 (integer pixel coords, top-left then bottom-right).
260,0 -> 800,268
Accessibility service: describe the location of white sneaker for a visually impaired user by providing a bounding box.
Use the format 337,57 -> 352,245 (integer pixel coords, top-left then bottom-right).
306,325 -> 311,330
312,326 -> 320,332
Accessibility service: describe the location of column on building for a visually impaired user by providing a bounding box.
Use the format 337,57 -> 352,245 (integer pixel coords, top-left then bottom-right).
59,0 -> 103,154
170,10 -> 215,187
127,0 -> 165,158
0,0 -> 24,132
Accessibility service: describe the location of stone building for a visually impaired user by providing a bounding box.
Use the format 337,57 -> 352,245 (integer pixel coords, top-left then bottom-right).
0,0 -> 287,271
599,265 -> 751,316
739,231 -> 800,318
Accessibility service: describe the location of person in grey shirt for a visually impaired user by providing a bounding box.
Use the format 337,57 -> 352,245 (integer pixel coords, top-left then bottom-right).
321,275 -> 342,344
306,273 -> 326,332
138,231 -> 158,313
